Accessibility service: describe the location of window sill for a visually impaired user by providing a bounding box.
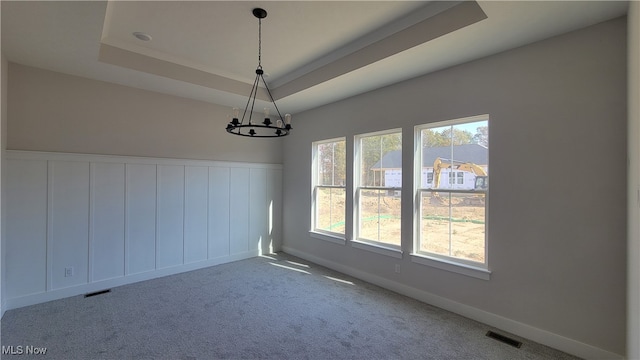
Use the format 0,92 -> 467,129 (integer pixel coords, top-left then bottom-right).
351,240 -> 403,259
309,231 -> 346,245
410,253 -> 491,280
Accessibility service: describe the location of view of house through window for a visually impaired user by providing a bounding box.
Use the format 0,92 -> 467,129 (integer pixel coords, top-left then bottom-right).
416,117 -> 488,265
312,138 -> 346,236
355,130 -> 402,247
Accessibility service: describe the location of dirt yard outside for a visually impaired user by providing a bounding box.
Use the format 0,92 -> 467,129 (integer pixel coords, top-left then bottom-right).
316,190 -> 485,263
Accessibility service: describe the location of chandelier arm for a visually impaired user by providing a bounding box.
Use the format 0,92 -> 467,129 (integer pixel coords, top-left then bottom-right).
259,74 -> 285,124
241,73 -> 261,125
248,76 -> 262,125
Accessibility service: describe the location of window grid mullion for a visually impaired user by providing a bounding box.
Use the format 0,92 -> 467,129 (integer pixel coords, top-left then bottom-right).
448,192 -> 452,257
448,125 -> 454,255
329,188 -> 333,232
331,142 -> 335,186
378,136 -> 382,241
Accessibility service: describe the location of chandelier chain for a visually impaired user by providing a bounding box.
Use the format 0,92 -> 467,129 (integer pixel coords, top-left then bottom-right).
258,18 -> 262,68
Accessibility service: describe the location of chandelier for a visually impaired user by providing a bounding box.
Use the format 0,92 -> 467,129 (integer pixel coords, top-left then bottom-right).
226,8 -> 292,138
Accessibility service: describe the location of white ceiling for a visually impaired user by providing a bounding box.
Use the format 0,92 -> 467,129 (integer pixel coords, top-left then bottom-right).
1,1 -> 629,115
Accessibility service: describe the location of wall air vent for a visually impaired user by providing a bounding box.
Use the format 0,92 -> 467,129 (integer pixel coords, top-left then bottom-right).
485,331 -> 522,348
84,289 -> 111,298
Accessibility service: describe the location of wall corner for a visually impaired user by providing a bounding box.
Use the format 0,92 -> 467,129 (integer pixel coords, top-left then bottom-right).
628,1 -> 640,359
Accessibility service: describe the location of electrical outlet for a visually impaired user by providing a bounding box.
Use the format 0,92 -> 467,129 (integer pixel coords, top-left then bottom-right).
64,267 -> 74,277
395,264 -> 401,274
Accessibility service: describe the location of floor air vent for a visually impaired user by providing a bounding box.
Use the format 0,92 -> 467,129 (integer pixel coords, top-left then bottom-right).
84,289 -> 111,298
486,331 -> 522,348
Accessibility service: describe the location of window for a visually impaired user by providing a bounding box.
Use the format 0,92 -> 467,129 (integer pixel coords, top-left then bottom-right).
312,138 -> 346,238
426,172 -> 434,184
355,129 -> 402,248
415,116 -> 489,268
447,171 -> 464,185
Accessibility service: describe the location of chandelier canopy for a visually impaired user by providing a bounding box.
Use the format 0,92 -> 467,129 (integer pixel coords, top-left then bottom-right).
226,8 -> 291,138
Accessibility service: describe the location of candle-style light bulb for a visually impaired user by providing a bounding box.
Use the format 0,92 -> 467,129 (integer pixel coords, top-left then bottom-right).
284,114 -> 292,129
262,107 -> 272,126
276,119 -> 283,128
230,108 -> 240,126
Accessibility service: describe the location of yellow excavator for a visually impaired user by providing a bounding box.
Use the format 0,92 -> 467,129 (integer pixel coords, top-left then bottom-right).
431,157 -> 488,205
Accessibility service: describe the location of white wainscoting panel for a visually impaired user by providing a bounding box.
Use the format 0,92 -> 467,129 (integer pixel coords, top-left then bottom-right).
4,151 -> 282,310
157,165 -> 185,269
208,167 -> 230,258
184,166 -> 208,264
267,168 -> 283,253
229,168 -> 250,255
6,159 -> 48,298
49,161 -> 90,290
250,168 -> 268,254
126,163 -> 157,275
91,162 -> 126,282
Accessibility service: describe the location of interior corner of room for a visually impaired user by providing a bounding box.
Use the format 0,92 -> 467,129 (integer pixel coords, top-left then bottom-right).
0,1 -> 638,359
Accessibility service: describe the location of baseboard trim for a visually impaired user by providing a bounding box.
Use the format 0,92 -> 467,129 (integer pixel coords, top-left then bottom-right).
4,250 -> 258,311
281,246 -> 622,360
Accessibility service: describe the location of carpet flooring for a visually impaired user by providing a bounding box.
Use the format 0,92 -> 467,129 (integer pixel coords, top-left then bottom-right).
1,252 -> 580,359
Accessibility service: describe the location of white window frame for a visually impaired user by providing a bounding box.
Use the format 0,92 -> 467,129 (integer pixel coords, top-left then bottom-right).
353,128 -> 403,256
311,137 -> 346,243
412,115 -> 490,280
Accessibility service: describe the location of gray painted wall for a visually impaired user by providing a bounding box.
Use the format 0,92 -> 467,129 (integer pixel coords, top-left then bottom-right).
282,18 -> 627,355
1,51 -> 7,316
628,1 -> 640,358
7,64 -> 283,164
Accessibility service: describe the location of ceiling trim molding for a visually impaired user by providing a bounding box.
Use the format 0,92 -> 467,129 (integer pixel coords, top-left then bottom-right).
271,1 -> 487,101
98,43 -> 271,101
